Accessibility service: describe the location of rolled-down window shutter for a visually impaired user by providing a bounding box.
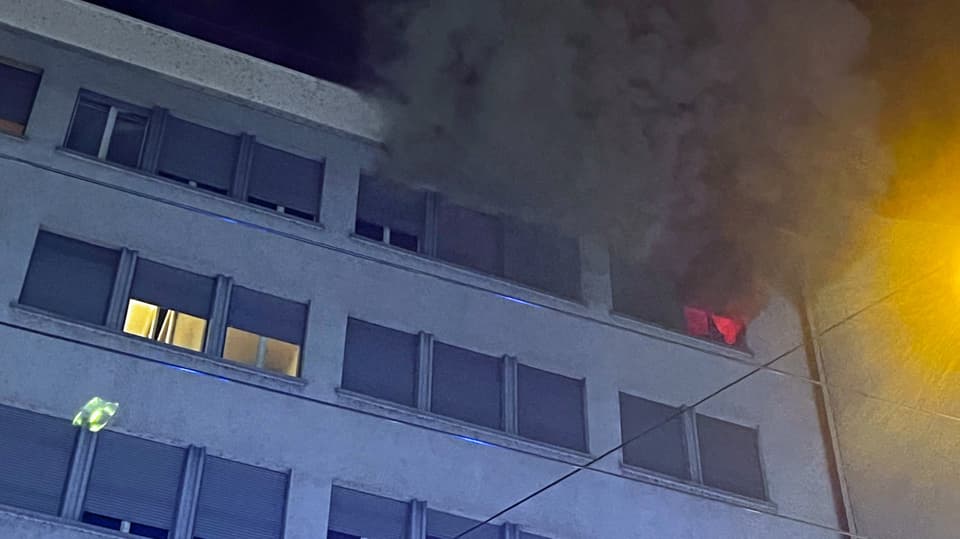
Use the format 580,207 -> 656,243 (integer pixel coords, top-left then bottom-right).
430,342 -> 503,430
517,364 -> 587,452
129,259 -> 215,319
83,431 -> 186,531
327,486 -> 408,539
356,176 -> 427,240
0,405 -> 76,515
696,414 -> 766,499
619,393 -> 689,479
19,231 -> 120,325
426,509 -> 501,539
157,116 -> 239,192
341,318 -> 419,407
0,62 -> 40,128
502,218 -> 581,299
227,286 -> 307,345
436,202 -> 503,276
248,143 -> 324,219
193,456 -> 288,539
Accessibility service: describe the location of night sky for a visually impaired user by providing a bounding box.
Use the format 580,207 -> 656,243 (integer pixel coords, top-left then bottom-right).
83,0 -> 374,85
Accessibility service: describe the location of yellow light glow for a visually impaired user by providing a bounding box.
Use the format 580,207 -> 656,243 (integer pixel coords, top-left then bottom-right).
223,326 -> 300,376
123,299 -> 206,352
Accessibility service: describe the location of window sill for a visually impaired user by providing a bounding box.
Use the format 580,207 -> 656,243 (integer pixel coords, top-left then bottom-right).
336,388 -> 594,465
618,462 -> 777,513
0,129 -> 28,143
608,311 -> 754,362
0,504 -> 126,539
55,147 -> 325,233
9,303 -> 307,390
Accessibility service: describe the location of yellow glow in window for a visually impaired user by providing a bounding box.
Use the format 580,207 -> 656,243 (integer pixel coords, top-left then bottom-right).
223,327 -> 300,376
123,299 -> 206,352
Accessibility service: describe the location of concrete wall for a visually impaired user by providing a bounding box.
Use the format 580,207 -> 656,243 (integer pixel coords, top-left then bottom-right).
0,14 -> 843,539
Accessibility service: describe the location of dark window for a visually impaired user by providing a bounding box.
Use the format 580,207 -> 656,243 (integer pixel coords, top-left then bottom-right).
0,61 -> 41,136
123,259 -> 215,352
223,286 -> 307,376
696,415 -> 765,499
83,431 -> 186,538
355,176 -> 426,252
610,252 -> 683,329
341,318 -> 419,407
431,342 -> 503,430
517,364 -> 587,452
327,486 -> 408,539
427,509 -> 500,539
436,202 -> 503,276
20,231 -> 119,325
65,93 -> 148,168
193,456 -> 288,539
502,218 -> 581,299
0,405 -> 76,515
248,143 -> 324,221
157,116 -> 239,195
619,393 -> 689,480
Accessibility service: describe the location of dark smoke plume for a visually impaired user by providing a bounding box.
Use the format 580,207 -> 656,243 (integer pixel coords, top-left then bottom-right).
366,0 -> 890,319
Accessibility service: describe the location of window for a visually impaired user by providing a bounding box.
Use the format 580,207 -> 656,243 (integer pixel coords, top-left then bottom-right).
327,486 -> 408,539
193,456 -> 288,539
123,259 -> 215,352
355,176 -> 426,252
436,201 -> 504,276
83,431 -> 186,538
223,286 -> 307,376
247,142 -> 324,221
430,342 -> 503,430
65,92 -> 149,168
427,509 -> 500,539
341,318 -> 419,407
502,218 -> 581,299
0,60 -> 41,136
158,116 -> 239,195
517,364 -> 587,452
20,231 -> 120,325
0,405 -> 76,515
696,414 -> 766,499
619,393 -> 689,480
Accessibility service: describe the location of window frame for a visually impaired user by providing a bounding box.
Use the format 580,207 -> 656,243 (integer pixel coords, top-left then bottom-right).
0,56 -> 42,137
64,90 -> 152,166
618,391 -> 769,502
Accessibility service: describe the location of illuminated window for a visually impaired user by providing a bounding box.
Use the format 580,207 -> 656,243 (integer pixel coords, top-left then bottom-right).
0,59 -> 41,137
65,91 -> 148,168
123,259 -> 215,352
223,286 -> 306,376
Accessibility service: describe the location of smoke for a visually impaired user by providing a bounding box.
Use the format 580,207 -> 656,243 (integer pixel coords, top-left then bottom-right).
365,0 -> 890,319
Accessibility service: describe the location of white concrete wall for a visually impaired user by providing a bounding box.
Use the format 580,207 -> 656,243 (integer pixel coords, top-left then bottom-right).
0,15 -> 843,539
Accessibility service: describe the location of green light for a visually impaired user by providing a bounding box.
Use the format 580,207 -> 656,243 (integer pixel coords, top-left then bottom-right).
72,397 -> 119,432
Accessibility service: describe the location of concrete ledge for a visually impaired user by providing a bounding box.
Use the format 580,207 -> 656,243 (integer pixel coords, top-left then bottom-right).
0,0 -> 383,143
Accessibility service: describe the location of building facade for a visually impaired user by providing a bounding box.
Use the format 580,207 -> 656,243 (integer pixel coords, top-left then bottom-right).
0,1 -> 849,538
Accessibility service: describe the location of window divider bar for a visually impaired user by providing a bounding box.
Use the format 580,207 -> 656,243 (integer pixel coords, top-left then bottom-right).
106,249 -> 138,330
407,499 -> 427,539
204,276 -> 233,356
171,445 -> 206,539
683,407 -> 703,483
503,355 -> 519,434
231,134 -> 256,201
140,107 -> 168,173
97,106 -> 118,160
60,429 -> 99,520
423,191 -> 439,257
416,332 -> 434,411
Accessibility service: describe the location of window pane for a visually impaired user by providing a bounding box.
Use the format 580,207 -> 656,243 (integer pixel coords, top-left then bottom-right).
193,456 -> 287,539
105,111 -> 147,168
427,509 -> 500,539
327,486 -> 407,539
356,176 -> 426,249
431,342 -> 503,430
436,202 -> 503,276
248,143 -> 324,220
0,62 -> 40,135
517,364 -> 586,451
341,318 -> 419,407
223,328 -> 300,376
20,231 -> 119,325
0,405 -> 76,515
223,286 -> 306,376
65,99 -> 109,157
618,393 -> 689,479
696,414 -> 766,499
83,431 -> 186,534
158,116 -> 239,193
503,218 -> 581,299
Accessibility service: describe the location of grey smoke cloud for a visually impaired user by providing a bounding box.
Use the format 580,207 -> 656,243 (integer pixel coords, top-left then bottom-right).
366,0 -> 890,318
